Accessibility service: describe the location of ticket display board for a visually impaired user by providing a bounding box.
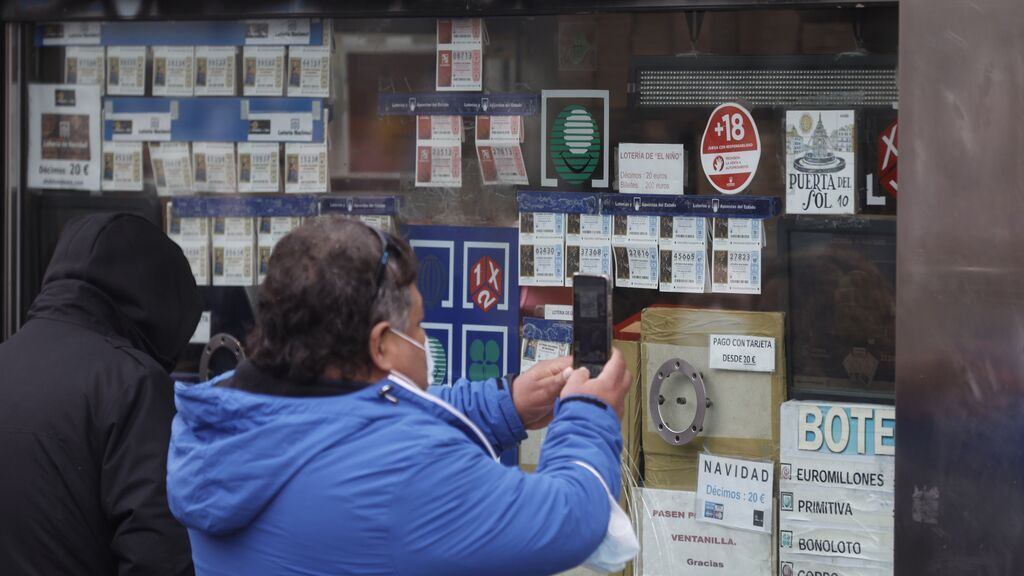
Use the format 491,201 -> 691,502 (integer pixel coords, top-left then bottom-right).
779,401 -> 896,576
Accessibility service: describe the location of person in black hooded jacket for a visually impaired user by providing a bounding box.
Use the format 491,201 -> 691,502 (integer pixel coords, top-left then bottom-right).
0,213 -> 201,575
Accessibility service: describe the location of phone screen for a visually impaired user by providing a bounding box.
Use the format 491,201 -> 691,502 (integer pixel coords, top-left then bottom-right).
573,274 -> 612,376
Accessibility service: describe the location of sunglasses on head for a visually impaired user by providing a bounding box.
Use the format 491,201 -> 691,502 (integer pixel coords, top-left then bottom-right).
368,225 -> 398,304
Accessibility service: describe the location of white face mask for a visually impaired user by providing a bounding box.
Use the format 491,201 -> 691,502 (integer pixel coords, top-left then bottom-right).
573,461 -> 640,574
582,494 -> 639,573
390,328 -> 435,388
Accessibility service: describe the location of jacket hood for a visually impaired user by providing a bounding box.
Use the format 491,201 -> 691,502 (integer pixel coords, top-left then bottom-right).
167,370 -> 377,535
29,213 -> 201,371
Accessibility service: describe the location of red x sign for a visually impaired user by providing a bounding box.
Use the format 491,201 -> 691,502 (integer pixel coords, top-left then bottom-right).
877,120 -> 898,198
469,256 -> 502,312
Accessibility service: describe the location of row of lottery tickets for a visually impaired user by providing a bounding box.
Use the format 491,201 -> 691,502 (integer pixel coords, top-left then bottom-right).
63,45 -> 330,97
414,116 -> 528,188
519,213 -> 766,294
99,141 -> 327,195
166,210 -> 392,287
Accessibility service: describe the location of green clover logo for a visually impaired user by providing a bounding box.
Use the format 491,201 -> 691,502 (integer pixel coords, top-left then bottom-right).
468,338 -> 501,381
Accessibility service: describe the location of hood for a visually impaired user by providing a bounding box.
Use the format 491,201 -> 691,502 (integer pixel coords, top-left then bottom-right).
167,371 -> 376,535
29,213 -> 201,371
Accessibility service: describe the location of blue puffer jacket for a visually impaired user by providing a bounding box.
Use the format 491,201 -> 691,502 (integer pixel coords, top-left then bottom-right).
167,362 -> 622,576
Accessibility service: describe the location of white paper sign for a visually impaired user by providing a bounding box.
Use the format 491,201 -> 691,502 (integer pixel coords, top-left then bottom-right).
149,142 -> 193,196
436,19 -> 483,91
357,215 -> 393,230
101,141 -> 143,191
40,22 -> 101,45
786,110 -> 857,215
195,47 -> 238,96
565,242 -> 612,287
167,208 -> 211,287
189,311 -> 212,345
212,217 -> 256,286
109,111 -> 172,142
243,46 -> 285,96
213,243 -> 255,286
778,401 -> 896,572
287,46 -> 330,97
237,142 -> 281,192
284,142 -> 328,193
257,217 -> 301,239
152,46 -> 194,96
709,335 -> 776,373
697,454 -> 774,533
660,216 -> 707,248
613,242 -> 658,289
780,556 -> 893,576
477,141 -> 528,185
28,84 -> 101,191
415,141 -> 462,188
417,116 -> 463,142
106,47 -> 146,96
521,339 -> 570,372
613,214 -> 659,243
258,216 -> 302,283
166,206 -> 209,240
520,212 -> 566,241
192,142 -> 237,193
519,239 -> 565,287
544,305 -> 573,321
635,488 -> 772,576
711,247 -> 761,294
176,239 -> 211,286
779,483 -> 894,531
659,248 -> 707,293
476,116 -> 523,142
713,218 -> 763,248
567,214 -> 611,243
64,47 -> 105,88
245,19 -> 311,45
619,143 -> 685,194
247,112 -> 314,142
780,525 -> 892,563
779,457 -> 895,492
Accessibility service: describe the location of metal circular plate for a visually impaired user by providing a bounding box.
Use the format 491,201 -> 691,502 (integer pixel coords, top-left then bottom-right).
198,333 -> 245,381
648,357 -> 708,446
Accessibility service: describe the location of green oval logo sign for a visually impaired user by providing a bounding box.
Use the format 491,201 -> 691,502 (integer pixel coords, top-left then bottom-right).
550,104 -> 600,184
427,335 -> 447,385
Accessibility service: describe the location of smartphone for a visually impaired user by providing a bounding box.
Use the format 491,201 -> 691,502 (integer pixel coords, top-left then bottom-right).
572,274 -> 612,377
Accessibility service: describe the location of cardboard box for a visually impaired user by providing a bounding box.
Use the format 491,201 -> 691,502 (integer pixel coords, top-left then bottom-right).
640,307 -> 785,490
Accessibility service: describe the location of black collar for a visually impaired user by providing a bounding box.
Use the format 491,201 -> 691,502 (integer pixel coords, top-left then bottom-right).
218,360 -> 370,397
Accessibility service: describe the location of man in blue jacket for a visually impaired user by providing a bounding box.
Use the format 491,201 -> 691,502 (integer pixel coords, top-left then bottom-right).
167,215 -> 631,575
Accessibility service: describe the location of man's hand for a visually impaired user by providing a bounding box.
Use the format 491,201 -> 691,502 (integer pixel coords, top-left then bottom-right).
561,348 -> 632,418
512,357 -> 574,429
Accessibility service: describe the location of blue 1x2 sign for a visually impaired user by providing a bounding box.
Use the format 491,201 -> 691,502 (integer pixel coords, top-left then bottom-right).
405,225 -> 520,387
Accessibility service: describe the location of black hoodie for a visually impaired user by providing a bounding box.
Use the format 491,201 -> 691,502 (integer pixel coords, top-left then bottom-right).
0,213 -> 200,575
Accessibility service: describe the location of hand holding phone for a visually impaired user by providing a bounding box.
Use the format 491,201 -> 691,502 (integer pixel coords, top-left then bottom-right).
562,348 -> 632,418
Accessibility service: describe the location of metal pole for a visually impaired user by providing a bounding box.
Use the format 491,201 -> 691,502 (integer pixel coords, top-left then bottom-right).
3,23 -> 23,339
